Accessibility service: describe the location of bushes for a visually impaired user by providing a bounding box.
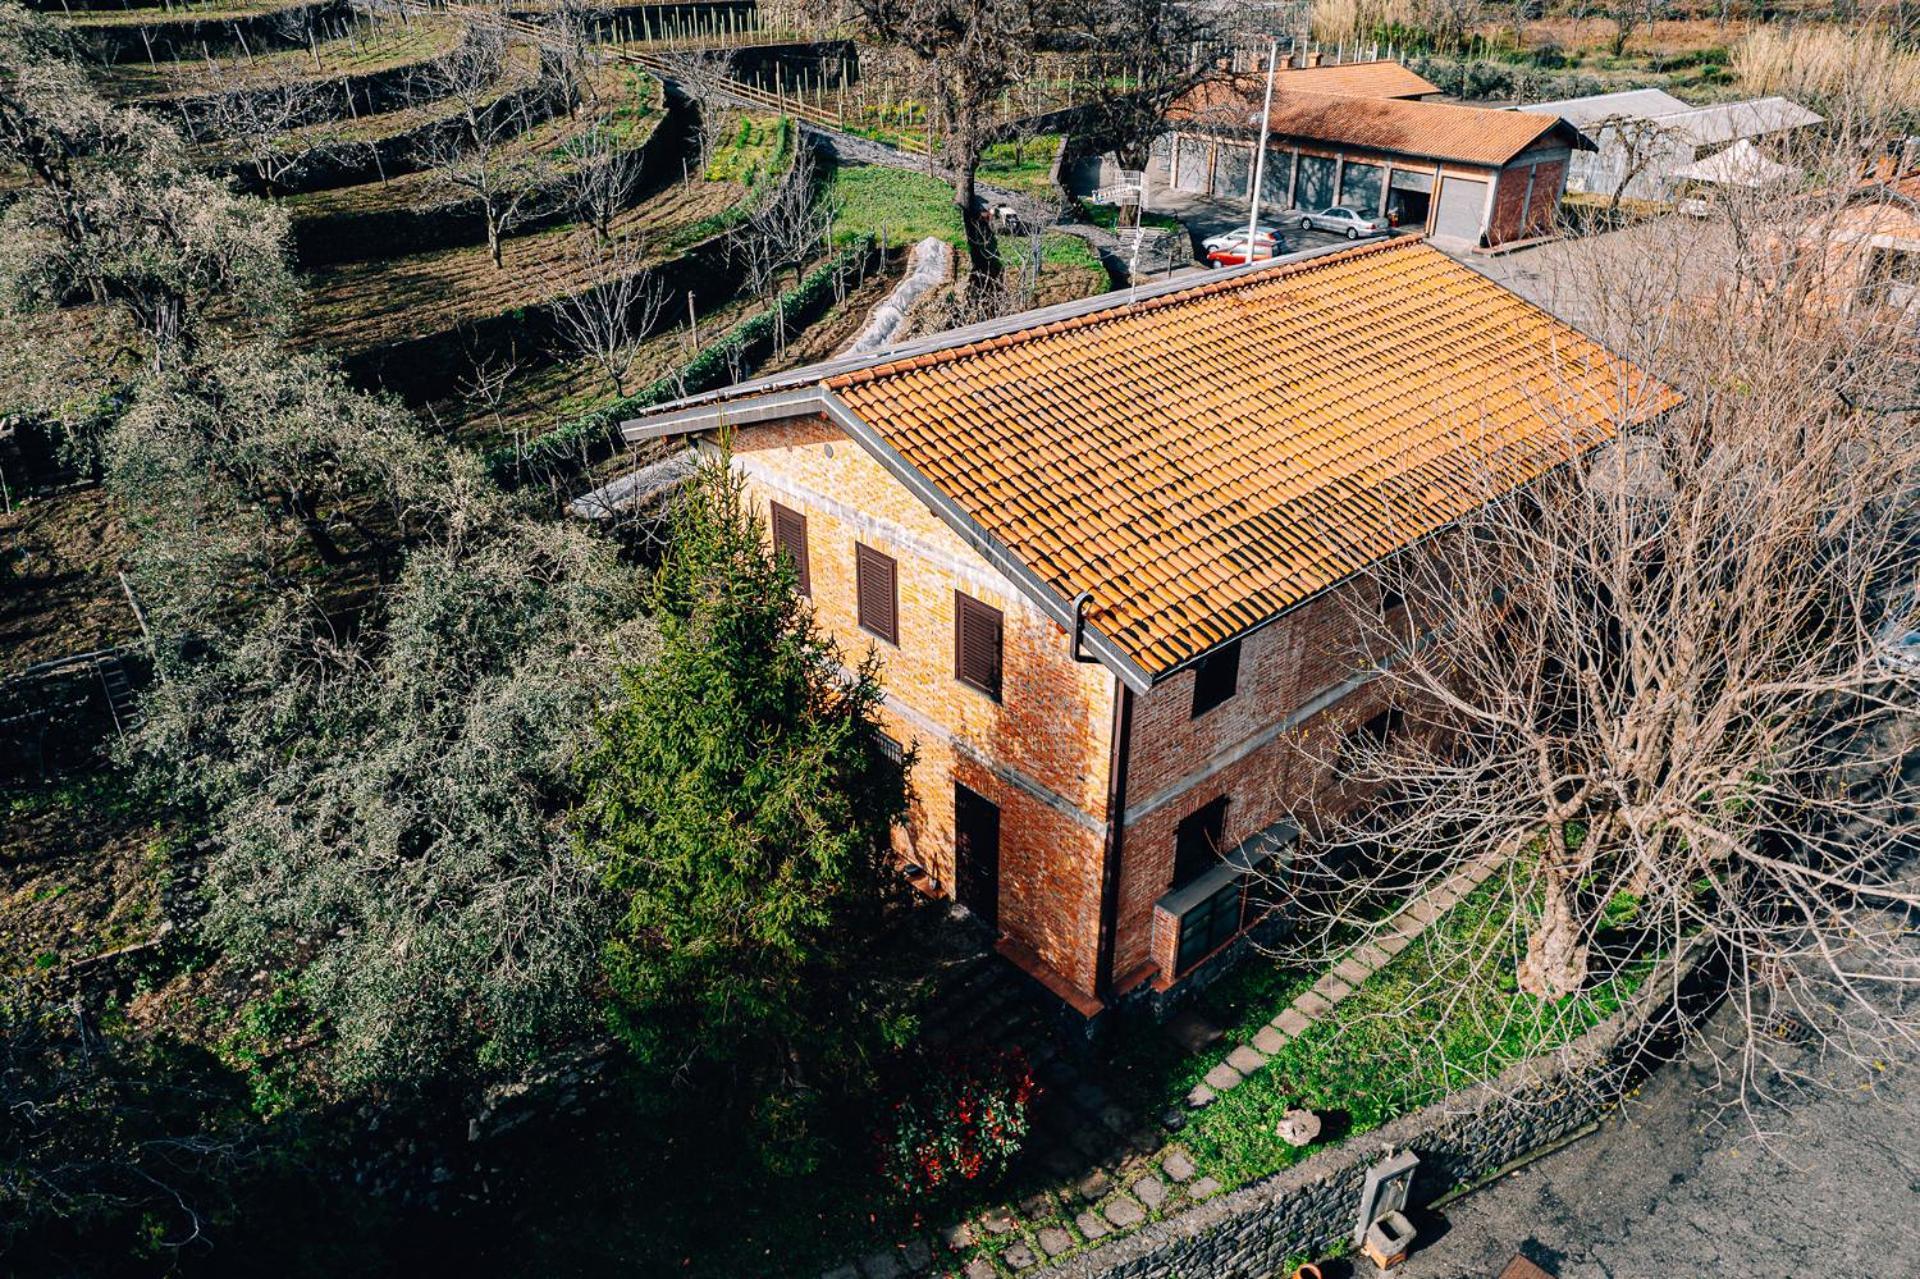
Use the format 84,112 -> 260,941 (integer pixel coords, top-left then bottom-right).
877,1046 -> 1037,1197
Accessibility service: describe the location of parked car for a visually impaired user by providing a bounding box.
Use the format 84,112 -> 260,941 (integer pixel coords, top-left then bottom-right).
990,203 -> 1026,236
1201,227 -> 1281,267
1292,206 -> 1388,239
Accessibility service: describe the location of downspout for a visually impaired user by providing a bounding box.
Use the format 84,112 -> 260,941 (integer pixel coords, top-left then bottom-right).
1074,592 -> 1133,1003
1095,678 -> 1134,1003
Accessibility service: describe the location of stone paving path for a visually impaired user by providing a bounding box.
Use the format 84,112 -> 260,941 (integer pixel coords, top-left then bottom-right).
1182,852 -> 1505,1113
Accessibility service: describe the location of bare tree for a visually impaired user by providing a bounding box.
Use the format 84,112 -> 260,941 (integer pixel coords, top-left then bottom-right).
738,146 -> 830,357
202,61 -> 328,194
854,0 -> 1034,288
561,115 -> 646,241
1278,176 -> 1920,1120
547,233 -> 666,398
410,30 -> 559,269
1593,112 -> 1681,216
1051,0 -> 1221,173
1605,0 -> 1668,58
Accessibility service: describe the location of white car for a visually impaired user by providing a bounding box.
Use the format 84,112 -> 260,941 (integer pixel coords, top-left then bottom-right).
1292,206 -> 1388,239
1201,227 -> 1280,267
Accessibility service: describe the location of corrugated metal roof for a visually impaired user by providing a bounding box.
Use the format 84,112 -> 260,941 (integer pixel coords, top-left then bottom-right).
1655,96 -> 1822,146
1177,82 -> 1588,168
1518,88 -> 1694,128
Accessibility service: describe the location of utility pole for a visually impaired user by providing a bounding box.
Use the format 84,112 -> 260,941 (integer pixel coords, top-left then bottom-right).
1245,36 -> 1278,264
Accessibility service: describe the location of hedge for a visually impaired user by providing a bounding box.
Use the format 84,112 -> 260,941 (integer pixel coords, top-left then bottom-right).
484,238 -> 880,487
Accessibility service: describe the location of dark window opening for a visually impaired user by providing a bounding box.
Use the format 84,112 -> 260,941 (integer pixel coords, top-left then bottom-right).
1173,795 -> 1229,889
769,501 -> 810,596
954,783 -> 1001,927
1342,706 -> 1406,764
855,543 -> 898,644
1176,878 -> 1244,973
1380,585 -> 1405,615
953,591 -> 1004,700
872,730 -> 904,766
1190,639 -> 1241,718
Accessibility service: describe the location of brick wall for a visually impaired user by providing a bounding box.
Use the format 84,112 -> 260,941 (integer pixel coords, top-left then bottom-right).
1111,582 -> 1396,986
725,418 -> 1118,998
1488,153 -> 1570,245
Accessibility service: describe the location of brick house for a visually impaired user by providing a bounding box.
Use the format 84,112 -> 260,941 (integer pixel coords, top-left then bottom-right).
620,238 -> 1666,1019
1164,70 -> 1593,248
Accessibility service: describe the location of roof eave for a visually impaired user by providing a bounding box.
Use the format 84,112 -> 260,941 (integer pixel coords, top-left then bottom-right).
625,385 -> 1157,696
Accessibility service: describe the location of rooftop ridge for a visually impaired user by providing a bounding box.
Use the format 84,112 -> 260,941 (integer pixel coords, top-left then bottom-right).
828,237 -> 1414,392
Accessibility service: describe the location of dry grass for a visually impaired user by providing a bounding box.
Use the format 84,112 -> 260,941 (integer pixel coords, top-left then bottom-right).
98,14 -> 462,102
62,0 -> 322,27
297,178 -> 743,352
1732,24 -> 1920,116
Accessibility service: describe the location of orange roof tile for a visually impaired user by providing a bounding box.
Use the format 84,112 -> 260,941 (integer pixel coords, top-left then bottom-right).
626,239 -> 1675,682
1249,60 -> 1441,100
1175,81 -> 1588,168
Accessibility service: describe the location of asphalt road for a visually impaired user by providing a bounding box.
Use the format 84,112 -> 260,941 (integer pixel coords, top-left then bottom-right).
1392,1012 -> 1920,1279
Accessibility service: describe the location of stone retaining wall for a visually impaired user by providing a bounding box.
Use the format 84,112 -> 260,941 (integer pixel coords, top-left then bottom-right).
1039,952 -> 1715,1279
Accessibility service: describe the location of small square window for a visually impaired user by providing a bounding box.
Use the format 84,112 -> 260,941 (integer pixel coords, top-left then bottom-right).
1173,795 -> 1228,889
1190,640 -> 1241,718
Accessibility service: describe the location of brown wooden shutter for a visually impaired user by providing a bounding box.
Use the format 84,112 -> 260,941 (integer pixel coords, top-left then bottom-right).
769,501 -> 809,596
855,543 -> 897,644
953,590 -> 1003,700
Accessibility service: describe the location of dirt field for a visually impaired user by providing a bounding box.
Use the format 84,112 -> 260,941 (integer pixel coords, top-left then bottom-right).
0,485 -> 141,672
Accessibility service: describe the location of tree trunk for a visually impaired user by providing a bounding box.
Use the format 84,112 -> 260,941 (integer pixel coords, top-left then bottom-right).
953,151 -> 999,287
1518,865 -> 1589,998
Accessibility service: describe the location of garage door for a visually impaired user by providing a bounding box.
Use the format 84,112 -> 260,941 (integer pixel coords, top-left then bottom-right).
1432,176 -> 1487,244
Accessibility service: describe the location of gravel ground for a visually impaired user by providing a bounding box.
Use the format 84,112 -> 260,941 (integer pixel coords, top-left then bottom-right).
1393,1009 -> 1920,1279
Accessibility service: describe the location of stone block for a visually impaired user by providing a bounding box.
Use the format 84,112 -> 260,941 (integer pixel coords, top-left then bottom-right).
1311,974 -> 1352,1001
1185,1082 -> 1216,1109
980,1207 -> 1016,1236
1203,1062 -> 1245,1091
1102,1195 -> 1147,1228
1252,1025 -> 1289,1055
1225,1044 -> 1268,1074
1075,1168 -> 1112,1202
961,1261 -> 996,1279
1132,1174 -> 1169,1211
1160,1106 -> 1188,1131
1163,1008 -> 1224,1052
1189,1176 -> 1221,1199
1003,1240 -> 1037,1271
1333,956 -> 1371,984
1351,942 -> 1391,969
1037,1226 -> 1074,1257
1074,1208 -> 1111,1239
1273,1007 -> 1313,1037
1161,1148 -> 1196,1183
903,1240 -> 933,1271
939,1222 -> 976,1251
1294,991 -> 1332,1018
1377,931 -> 1414,956
1018,1191 -> 1054,1221
859,1250 -> 905,1278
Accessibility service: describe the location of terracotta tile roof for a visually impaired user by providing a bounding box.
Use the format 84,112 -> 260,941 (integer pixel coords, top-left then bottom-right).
815,238 -> 1675,676
1176,81 -> 1588,168
1261,60 -> 1441,100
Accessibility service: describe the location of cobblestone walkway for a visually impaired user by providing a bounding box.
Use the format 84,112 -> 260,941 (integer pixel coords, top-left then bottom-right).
1184,853 -> 1505,1112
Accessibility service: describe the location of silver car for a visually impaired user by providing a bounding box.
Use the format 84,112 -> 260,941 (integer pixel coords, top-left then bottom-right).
1292,206 -> 1388,239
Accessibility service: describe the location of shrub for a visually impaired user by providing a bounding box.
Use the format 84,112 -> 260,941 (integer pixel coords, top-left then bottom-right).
877,1046 -> 1037,1198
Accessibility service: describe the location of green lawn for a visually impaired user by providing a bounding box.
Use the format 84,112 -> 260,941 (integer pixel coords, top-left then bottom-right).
978,134 -> 1063,200
1169,874 -> 1655,1189
827,164 -> 966,250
